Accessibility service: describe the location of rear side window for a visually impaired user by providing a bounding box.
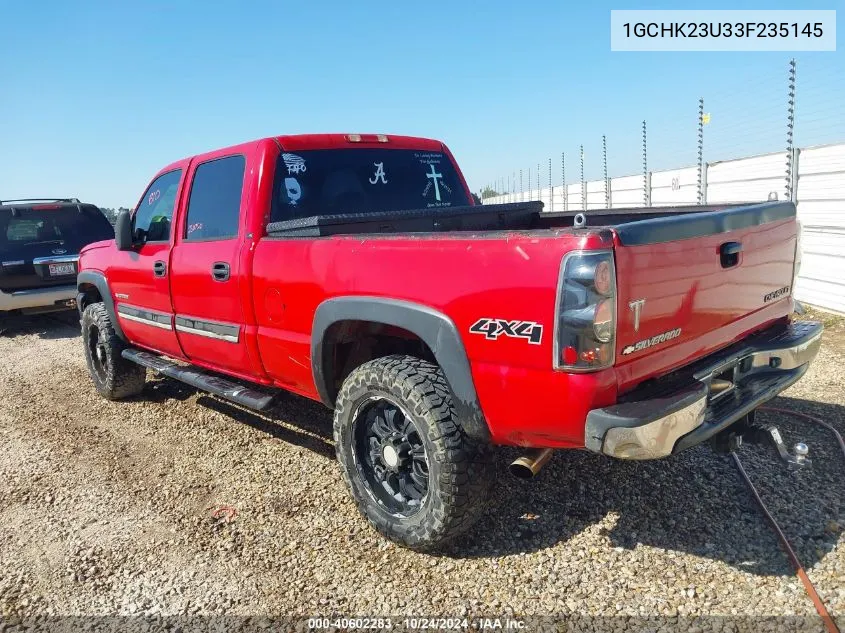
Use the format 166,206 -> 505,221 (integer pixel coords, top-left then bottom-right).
184,156 -> 245,241
134,170 -> 182,243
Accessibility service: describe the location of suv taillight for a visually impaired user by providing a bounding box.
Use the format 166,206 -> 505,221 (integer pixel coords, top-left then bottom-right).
553,250 -> 617,371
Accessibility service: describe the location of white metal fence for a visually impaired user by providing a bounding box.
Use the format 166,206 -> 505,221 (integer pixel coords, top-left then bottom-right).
484,142 -> 845,314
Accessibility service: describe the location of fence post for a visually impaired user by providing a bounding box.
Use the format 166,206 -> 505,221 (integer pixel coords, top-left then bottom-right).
580,145 -> 586,211
642,120 -> 650,207
561,153 -> 567,212
548,158 -> 553,213
697,98 -> 705,205
602,135 -> 609,208
519,169 -> 523,203
786,58 -> 797,202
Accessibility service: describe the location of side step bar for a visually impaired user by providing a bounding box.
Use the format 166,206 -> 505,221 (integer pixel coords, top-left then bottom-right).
122,349 -> 275,412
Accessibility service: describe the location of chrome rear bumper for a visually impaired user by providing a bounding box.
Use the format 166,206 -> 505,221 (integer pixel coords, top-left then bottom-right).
585,320 -> 823,460
0,284 -> 78,313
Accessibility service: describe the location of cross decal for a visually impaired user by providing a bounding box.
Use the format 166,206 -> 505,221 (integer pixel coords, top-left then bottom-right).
426,164 -> 444,202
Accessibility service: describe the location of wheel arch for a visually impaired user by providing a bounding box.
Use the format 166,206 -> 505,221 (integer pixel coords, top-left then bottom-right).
312,296 -> 490,442
77,270 -> 125,341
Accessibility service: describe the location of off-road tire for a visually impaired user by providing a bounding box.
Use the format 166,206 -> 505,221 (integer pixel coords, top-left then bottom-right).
81,303 -> 146,400
333,354 -> 495,551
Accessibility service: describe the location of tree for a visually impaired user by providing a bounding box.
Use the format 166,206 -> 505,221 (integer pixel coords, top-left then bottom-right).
480,187 -> 500,200
99,207 -> 118,224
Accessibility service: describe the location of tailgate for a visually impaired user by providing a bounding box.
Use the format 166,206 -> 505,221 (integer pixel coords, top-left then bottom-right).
612,202 -> 797,391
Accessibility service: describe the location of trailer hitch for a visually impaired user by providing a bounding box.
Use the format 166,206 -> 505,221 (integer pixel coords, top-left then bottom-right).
709,410 -> 811,467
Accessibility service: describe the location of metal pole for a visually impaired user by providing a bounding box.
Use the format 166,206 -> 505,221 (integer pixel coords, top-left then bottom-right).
602,135 -> 609,207
528,167 -> 532,201
519,169 -> 523,203
561,153 -> 567,212
697,98 -> 705,205
642,120 -> 649,207
537,163 -> 541,204
786,58 -> 796,202
548,158 -> 553,213
580,145 -> 586,211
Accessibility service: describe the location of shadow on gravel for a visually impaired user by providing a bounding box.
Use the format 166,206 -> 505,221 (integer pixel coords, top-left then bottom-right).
128,363 -> 844,579
442,395 -> 844,579
198,393 -> 336,460
0,311 -> 80,340
142,376 -> 198,404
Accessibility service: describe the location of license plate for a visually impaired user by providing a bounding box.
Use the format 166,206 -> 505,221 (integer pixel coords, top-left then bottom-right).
48,262 -> 76,276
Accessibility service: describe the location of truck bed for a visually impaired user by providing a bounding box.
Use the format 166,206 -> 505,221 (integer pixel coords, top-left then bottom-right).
265,200 -> 792,244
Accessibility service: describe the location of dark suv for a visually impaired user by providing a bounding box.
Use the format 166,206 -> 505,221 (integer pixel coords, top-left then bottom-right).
0,199 -> 114,319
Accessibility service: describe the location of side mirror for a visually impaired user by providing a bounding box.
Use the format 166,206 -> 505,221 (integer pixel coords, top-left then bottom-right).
114,209 -> 133,251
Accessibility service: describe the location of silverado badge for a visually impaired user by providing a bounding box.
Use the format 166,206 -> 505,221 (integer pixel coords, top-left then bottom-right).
622,328 -> 682,355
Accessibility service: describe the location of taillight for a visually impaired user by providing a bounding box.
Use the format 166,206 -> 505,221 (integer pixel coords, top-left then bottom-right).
554,250 -> 617,371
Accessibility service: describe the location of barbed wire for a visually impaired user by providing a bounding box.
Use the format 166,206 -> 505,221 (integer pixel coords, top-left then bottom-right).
482,59 -> 843,202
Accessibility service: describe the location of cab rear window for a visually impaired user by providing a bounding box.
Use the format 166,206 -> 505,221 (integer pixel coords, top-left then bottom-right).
270,148 -> 469,222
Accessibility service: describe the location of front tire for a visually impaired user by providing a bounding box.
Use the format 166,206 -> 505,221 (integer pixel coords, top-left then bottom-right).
333,355 -> 494,551
81,303 -> 146,400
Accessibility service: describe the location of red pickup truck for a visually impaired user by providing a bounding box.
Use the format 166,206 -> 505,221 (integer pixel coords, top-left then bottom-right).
76,133 -> 822,550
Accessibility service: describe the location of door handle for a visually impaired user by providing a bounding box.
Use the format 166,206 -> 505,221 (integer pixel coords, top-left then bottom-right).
720,241 -> 742,268
212,262 -> 230,282
153,261 -> 167,277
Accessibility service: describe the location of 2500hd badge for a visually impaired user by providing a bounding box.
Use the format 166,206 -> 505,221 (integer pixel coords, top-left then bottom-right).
764,286 -> 790,302
621,328 -> 682,355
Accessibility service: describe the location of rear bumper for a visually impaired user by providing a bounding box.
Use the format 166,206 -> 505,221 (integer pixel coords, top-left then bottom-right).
585,320 -> 823,459
0,285 -> 78,313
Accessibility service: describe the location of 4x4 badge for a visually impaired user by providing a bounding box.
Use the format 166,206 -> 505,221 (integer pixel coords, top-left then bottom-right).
469,318 -> 543,345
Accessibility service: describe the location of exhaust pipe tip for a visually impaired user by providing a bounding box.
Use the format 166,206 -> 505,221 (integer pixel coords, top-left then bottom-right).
509,459 -> 538,480
509,448 -> 554,480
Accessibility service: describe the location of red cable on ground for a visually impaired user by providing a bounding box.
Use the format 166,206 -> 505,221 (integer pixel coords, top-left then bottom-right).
731,406 -> 845,633
732,453 -> 839,633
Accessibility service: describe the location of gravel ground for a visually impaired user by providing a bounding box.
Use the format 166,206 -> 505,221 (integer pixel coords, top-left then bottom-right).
0,310 -> 843,632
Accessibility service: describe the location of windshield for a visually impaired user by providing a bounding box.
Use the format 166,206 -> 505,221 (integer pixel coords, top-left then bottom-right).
270,148 -> 470,222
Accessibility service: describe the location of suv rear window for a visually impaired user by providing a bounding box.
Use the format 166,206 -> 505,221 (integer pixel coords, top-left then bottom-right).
0,206 -> 114,247
270,148 -> 469,222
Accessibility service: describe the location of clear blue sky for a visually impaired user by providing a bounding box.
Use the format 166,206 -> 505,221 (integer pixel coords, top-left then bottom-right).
0,1 -> 841,208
